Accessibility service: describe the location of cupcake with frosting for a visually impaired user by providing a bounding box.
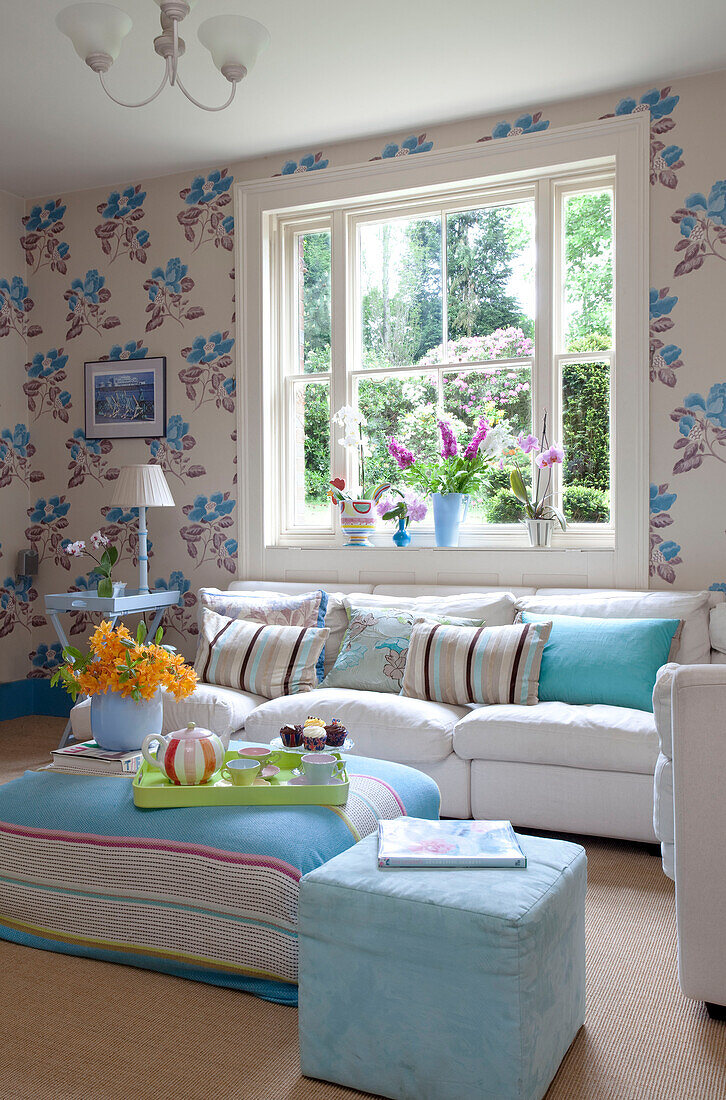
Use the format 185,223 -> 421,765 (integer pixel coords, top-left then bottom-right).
279,723 -> 303,748
303,717 -> 327,752
325,718 -> 348,748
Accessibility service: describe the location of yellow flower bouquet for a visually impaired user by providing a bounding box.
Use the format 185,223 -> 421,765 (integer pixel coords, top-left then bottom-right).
51,620 -> 197,702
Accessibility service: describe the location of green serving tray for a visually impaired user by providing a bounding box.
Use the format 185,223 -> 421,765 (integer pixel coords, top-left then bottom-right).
132,747 -> 349,809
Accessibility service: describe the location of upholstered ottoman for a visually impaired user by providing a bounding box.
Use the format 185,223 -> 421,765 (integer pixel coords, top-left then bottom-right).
0,746 -> 438,1005
299,832 -> 586,1100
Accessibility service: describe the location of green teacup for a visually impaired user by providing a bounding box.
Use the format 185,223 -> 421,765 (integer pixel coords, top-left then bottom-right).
221,759 -> 260,786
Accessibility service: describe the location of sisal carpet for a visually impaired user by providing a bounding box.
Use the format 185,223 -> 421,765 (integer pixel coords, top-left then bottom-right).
0,717 -> 724,1100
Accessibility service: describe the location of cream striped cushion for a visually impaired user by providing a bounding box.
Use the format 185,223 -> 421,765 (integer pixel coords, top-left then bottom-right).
195,607 -> 329,699
401,620 -> 552,706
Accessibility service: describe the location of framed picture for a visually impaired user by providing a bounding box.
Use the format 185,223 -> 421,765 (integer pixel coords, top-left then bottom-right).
84,357 -> 166,439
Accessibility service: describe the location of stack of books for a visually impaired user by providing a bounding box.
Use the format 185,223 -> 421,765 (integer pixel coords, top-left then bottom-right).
46,741 -> 142,777
377,818 -> 527,868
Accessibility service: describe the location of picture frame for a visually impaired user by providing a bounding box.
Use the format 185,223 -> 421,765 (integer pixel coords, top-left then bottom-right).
84,357 -> 166,439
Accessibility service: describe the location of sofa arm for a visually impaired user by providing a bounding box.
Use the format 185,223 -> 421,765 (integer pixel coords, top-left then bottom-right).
671,664 -> 726,1006
652,663 -> 678,759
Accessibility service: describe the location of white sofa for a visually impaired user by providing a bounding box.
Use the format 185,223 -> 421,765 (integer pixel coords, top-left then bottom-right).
71,581 -> 724,843
652,664 -> 726,1017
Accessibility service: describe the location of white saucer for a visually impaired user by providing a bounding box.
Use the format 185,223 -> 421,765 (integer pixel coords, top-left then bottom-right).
270,736 -> 355,754
288,775 -> 345,786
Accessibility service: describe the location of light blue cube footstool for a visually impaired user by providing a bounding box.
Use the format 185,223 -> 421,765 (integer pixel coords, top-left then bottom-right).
298,832 -> 586,1100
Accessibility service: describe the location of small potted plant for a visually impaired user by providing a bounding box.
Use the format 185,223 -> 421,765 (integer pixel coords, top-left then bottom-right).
375,489 -> 428,547
388,416 -> 512,546
63,531 -> 123,598
51,619 -> 197,751
509,414 -> 566,547
328,405 -> 390,546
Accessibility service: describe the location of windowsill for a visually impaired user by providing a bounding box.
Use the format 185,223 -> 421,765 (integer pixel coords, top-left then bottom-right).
270,527 -> 615,552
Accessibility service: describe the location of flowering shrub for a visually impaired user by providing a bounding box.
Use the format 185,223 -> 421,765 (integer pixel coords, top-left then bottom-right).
51,620 -> 197,702
418,328 -> 534,365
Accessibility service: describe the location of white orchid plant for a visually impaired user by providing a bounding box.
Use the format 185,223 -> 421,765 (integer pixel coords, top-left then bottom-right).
328,405 -> 374,502
63,530 -> 119,598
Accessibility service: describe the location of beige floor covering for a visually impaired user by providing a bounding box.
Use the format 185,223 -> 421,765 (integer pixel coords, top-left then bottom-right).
0,716 -> 724,1100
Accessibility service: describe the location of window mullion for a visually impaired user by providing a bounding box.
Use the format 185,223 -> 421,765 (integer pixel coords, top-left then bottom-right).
533,176 -> 556,499
330,208 -> 348,493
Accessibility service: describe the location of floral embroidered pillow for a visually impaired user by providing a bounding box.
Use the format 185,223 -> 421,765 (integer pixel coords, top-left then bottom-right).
322,601 -> 483,694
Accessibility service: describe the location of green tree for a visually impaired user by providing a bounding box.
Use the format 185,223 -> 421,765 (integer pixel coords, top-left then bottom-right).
302,231 -> 331,371
564,192 -> 612,349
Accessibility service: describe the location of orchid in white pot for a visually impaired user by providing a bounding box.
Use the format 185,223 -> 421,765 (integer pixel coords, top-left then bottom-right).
509,413 -> 567,546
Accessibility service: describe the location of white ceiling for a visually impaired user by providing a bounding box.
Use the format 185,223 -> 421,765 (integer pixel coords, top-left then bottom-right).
3,0 -> 726,198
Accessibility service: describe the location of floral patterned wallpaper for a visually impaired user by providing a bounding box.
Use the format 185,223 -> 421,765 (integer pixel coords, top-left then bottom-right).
2,68 -> 726,687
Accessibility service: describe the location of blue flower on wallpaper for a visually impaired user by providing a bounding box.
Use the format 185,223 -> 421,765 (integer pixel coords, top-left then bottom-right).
107,340 -> 148,360
185,170 -> 233,205
650,484 -> 677,514
682,385 -> 726,429
220,215 -> 234,235
186,493 -> 235,523
0,276 -> 30,312
678,215 -> 699,239
659,540 -> 682,562
709,583 -> 726,594
103,506 -> 139,525
1,574 -> 33,606
378,135 -> 433,159
29,496 -> 71,524
280,153 -> 329,175
615,88 -> 679,120
69,428 -> 102,459
0,424 -> 31,459
25,201 -> 66,232
68,269 -> 105,309
649,287 -> 678,320
683,182 -> 726,226
149,258 -> 187,298
150,414 -> 188,457
101,186 -> 147,220
223,538 -> 238,558
659,144 -> 683,169
30,642 -> 63,671
55,242 -> 70,261
154,571 -> 191,604
26,349 -> 68,379
184,332 -> 235,365
222,377 -> 236,398
489,113 -> 550,139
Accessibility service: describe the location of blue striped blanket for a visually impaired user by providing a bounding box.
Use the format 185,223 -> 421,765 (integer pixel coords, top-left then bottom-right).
0,746 -> 439,1004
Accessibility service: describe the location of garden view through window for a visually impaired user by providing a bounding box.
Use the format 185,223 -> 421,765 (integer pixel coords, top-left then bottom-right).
287,180 -> 614,534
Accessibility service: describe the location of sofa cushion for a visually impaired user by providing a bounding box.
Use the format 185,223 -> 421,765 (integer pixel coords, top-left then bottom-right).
341,591 -> 518,626
401,621 -> 551,706
520,612 -> 681,712
244,687 -> 467,764
70,683 -> 264,745
453,700 -> 659,774
519,590 -> 712,664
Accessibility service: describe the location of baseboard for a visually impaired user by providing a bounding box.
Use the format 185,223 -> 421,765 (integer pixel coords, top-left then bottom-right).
0,680 -> 73,720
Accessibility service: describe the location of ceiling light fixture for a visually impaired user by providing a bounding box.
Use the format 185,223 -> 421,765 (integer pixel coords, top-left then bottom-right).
56,0 -> 270,113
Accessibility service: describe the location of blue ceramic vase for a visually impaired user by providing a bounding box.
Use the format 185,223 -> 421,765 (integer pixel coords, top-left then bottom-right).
392,517 -> 411,547
432,492 -> 470,547
90,689 -> 163,752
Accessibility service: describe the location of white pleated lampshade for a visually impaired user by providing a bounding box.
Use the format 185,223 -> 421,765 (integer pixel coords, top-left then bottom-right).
110,464 -> 175,508
56,3 -> 132,63
198,15 -> 270,75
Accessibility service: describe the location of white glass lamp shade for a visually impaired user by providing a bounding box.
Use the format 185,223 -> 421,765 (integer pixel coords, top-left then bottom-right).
56,3 -> 132,64
198,15 -> 270,75
152,0 -> 199,8
110,465 -> 175,508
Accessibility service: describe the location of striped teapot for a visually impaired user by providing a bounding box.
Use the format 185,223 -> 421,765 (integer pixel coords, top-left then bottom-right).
142,722 -> 225,786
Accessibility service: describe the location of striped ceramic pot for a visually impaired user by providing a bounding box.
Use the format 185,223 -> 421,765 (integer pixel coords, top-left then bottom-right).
339,484 -> 391,547
142,722 -> 225,786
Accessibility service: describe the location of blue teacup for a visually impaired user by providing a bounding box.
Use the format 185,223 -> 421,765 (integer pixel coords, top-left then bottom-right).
301,752 -> 345,785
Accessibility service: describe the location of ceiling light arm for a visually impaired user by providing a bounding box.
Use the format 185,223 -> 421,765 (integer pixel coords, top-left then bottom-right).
170,18 -> 179,86
174,69 -> 242,112
98,57 -> 171,108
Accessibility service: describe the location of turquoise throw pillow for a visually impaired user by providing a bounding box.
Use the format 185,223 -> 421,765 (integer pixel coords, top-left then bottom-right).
520,612 -> 681,712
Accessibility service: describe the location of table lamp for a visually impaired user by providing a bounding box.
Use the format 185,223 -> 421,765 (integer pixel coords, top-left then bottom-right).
110,464 -> 175,594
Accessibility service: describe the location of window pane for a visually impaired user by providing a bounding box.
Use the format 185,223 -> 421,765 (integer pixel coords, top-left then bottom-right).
561,360 -> 611,523
359,217 -> 442,368
291,379 -> 330,524
443,366 -> 532,525
297,230 -> 331,373
445,202 -> 535,361
356,373 -> 438,493
563,190 -> 613,353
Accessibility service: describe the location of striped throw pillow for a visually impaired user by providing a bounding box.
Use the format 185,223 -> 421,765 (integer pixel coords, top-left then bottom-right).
195,607 -> 329,699
401,620 -> 552,706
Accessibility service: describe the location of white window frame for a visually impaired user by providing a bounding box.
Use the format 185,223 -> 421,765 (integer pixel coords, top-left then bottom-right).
236,114 -> 649,587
